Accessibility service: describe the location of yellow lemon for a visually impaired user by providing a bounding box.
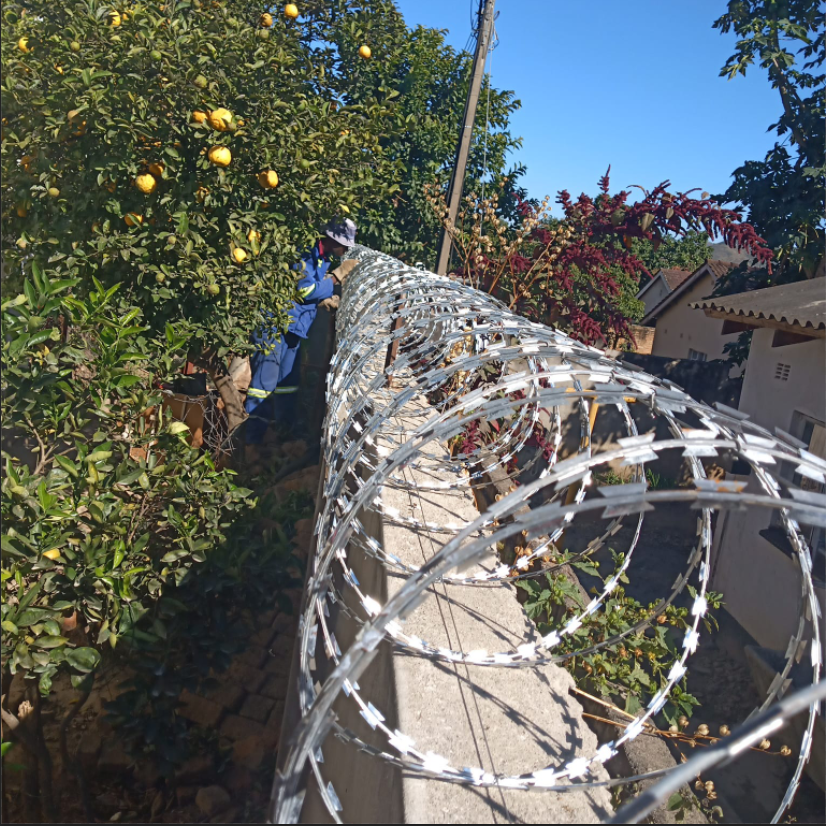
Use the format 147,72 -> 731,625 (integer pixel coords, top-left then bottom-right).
260,12 -> 273,26
125,212 -> 144,227
55,64 -> 63,74
148,162 -> 165,177
232,247 -> 248,264
109,11 -> 122,26
43,549 -> 61,560
47,187 -> 60,198
16,203 -> 28,218
208,108 -> 233,131
257,169 -> 279,189
208,145 -> 232,167
247,229 -> 261,245
285,3 -> 299,19
18,37 -> 31,53
136,173 -> 157,194
206,283 -> 220,295
191,110 -> 208,125
359,44 -> 372,59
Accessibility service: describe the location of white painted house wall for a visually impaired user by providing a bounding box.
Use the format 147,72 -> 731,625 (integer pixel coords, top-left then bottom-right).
651,274 -> 740,362
638,276 -> 671,316
711,329 -> 825,653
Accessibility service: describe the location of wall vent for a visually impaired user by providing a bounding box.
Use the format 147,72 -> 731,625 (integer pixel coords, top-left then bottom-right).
775,362 -> 791,381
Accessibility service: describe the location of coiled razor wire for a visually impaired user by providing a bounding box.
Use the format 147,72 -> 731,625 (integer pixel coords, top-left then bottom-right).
272,246 -> 825,824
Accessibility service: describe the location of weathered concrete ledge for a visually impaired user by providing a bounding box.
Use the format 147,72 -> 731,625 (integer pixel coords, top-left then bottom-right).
275,396 -> 616,823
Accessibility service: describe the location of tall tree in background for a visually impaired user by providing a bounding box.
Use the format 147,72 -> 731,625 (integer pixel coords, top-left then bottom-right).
713,0 -> 825,293
630,230 -> 711,275
306,1 -> 523,266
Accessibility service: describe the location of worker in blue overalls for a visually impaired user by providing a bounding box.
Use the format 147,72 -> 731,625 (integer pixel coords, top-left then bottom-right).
244,219 -> 357,451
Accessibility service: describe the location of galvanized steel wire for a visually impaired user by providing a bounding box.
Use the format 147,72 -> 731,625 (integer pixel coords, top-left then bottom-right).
272,246 -> 824,824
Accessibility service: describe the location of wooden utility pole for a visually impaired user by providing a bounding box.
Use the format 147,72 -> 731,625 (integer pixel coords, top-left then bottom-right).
435,0 -> 496,276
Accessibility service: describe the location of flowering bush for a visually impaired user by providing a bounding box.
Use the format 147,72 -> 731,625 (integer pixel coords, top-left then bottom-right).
430,168 -> 773,346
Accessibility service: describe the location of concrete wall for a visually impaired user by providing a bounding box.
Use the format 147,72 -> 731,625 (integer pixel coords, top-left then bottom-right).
738,329 -> 826,434
711,329 -> 826,658
621,352 -> 742,409
651,274 -> 739,362
624,324 -> 655,355
712,487 -> 825,653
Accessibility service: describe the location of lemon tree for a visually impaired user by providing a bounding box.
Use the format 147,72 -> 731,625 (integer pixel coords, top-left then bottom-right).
0,0 -> 524,799
306,0 -> 523,265
1,0 -> 397,426
0,0 -> 399,797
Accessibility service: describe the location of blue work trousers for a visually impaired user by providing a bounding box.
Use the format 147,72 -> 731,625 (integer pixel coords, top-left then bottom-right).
245,330 -> 302,443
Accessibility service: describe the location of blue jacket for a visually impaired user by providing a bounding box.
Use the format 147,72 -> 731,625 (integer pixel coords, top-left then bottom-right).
287,243 -> 335,339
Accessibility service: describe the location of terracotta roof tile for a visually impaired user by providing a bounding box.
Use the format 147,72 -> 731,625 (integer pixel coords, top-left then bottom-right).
707,260 -> 735,280
659,268 -> 693,290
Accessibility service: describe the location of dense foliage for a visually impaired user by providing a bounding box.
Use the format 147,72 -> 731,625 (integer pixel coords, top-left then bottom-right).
631,230 -> 711,276
0,1 -> 523,811
712,0 -> 825,293
303,1 -> 523,265
433,169 -> 772,345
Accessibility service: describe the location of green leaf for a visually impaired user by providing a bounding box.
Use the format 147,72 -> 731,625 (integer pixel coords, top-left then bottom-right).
1,294 -> 28,312
667,793 -> 684,812
86,450 -> 113,464
34,635 -> 68,649
65,647 -> 101,674
39,672 -> 53,696
573,561 -> 600,579
70,673 -> 95,691
1,536 -> 25,557
167,421 -> 190,436
161,549 -> 189,563
17,580 -> 43,613
624,694 -> 642,716
42,619 -> 62,636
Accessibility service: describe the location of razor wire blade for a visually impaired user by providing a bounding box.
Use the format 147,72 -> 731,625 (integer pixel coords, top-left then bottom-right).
272,246 -> 824,825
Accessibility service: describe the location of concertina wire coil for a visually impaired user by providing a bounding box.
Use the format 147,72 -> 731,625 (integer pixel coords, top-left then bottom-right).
272,245 -> 825,824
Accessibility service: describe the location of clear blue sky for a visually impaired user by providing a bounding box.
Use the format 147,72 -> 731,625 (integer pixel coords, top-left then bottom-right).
393,0 -> 782,211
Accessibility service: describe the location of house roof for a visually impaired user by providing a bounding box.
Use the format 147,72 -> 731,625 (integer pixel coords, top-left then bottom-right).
707,260 -> 734,281
636,267 -> 692,301
642,260 -> 734,324
661,268 -> 693,290
691,278 -> 826,334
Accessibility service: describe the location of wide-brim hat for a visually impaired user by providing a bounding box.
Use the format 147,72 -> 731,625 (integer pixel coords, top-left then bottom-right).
324,218 -> 357,248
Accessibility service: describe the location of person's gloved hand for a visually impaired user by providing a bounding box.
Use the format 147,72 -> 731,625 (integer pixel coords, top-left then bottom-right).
330,259 -> 358,284
318,294 -> 340,312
